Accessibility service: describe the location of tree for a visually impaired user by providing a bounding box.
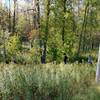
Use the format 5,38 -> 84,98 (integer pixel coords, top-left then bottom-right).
42,0 -> 51,63
78,1 -> 89,54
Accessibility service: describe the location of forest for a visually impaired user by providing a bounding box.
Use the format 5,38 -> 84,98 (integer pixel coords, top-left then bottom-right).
0,0 -> 100,100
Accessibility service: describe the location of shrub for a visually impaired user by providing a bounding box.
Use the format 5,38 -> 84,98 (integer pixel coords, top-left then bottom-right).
69,54 -> 88,63
30,47 -> 40,64
6,36 -> 22,56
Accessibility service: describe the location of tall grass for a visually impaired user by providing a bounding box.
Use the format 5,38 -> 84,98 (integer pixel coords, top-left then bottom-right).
0,63 -> 99,100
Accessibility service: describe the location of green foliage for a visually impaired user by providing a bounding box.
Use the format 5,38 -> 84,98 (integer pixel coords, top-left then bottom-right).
0,0 -> 99,63
30,47 -> 40,64
6,36 -> 22,56
64,32 -> 76,55
14,52 -> 32,64
47,32 -> 63,63
16,16 -> 27,35
0,7 -> 9,30
69,54 -> 88,63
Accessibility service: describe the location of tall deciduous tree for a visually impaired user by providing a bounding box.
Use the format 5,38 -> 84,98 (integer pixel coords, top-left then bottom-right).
78,1 -> 89,55
42,0 -> 51,63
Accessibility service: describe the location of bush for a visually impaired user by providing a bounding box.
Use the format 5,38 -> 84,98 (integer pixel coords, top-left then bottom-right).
30,47 -> 40,64
6,36 -> 22,56
69,54 -> 88,63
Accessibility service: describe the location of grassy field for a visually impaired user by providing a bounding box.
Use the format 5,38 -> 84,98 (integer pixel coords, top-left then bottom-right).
0,63 -> 100,100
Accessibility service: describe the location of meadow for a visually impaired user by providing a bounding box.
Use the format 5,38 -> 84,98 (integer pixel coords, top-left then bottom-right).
0,63 -> 100,100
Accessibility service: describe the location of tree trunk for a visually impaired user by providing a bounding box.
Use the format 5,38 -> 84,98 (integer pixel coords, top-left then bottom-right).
96,45 -> 100,84
62,0 -> 67,45
37,0 -> 40,30
8,0 -> 11,32
13,0 -> 17,34
42,0 -> 50,63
